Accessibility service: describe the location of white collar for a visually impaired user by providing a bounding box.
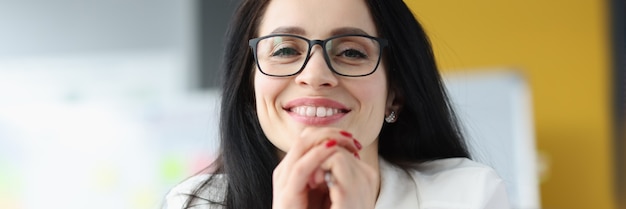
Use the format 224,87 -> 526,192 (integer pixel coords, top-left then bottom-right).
375,159 -> 420,209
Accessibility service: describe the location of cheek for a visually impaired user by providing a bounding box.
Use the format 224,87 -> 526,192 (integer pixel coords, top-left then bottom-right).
254,74 -> 282,121
355,74 -> 388,109
254,72 -> 288,105
254,74 -> 291,149
347,72 -> 389,143
359,85 -> 387,103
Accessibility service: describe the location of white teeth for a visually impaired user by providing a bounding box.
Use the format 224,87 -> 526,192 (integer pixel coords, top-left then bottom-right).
291,106 -> 342,117
306,107 -> 316,117
316,107 -> 326,117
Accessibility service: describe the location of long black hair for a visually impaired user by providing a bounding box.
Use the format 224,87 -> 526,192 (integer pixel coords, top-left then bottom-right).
184,0 -> 469,208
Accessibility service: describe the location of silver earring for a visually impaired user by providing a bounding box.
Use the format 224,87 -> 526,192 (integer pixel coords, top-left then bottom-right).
385,111 -> 397,123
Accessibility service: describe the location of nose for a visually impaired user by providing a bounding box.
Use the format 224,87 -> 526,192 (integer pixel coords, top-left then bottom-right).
294,47 -> 338,88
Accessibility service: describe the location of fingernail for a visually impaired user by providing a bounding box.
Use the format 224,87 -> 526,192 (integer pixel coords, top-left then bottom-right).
340,131 -> 352,138
354,152 -> 361,160
325,139 -> 337,148
353,139 -> 362,150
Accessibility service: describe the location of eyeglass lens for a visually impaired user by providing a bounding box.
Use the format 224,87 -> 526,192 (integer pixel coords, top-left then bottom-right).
254,35 -> 382,76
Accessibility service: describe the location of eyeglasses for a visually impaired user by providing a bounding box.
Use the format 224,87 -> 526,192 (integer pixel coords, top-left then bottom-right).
249,34 -> 388,77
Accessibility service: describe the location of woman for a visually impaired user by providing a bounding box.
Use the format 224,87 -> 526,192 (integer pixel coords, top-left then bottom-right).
166,0 -> 510,208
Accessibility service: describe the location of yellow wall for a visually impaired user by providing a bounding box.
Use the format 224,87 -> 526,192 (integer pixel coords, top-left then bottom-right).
405,1 -> 615,208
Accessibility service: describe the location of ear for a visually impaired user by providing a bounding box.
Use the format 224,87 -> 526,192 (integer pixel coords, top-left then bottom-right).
385,89 -> 402,116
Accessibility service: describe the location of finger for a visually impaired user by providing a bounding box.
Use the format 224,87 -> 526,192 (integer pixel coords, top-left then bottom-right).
282,140 -> 340,192
325,171 -> 333,187
333,136 -> 361,155
310,168 -> 326,188
275,127 -> 360,190
280,128 -> 360,170
322,150 -> 378,208
274,138 -> 336,189
320,148 -> 355,189
276,128 -> 330,188
322,148 -> 372,192
307,128 -> 360,155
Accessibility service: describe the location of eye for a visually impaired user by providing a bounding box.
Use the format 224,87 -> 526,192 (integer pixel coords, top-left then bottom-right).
271,47 -> 301,57
339,49 -> 368,59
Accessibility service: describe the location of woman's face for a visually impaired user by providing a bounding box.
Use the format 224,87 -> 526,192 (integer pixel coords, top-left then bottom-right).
254,0 -> 391,153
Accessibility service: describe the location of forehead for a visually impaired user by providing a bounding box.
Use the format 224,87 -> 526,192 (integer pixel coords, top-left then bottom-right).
258,0 -> 378,38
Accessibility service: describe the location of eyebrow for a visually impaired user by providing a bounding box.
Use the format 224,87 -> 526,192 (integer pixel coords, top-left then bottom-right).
270,27 -> 306,35
330,27 -> 370,36
269,26 -> 371,36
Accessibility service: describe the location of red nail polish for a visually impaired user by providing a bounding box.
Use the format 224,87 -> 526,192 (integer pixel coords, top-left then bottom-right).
326,139 -> 337,148
354,152 -> 361,160
340,131 -> 352,138
353,139 -> 362,150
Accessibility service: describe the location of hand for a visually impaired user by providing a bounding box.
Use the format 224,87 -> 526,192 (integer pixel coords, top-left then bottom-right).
321,145 -> 378,209
271,127 -> 378,209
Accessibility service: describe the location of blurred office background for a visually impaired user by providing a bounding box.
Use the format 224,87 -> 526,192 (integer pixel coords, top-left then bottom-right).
408,1 -> 624,209
0,0 -> 623,209
0,0 -> 227,208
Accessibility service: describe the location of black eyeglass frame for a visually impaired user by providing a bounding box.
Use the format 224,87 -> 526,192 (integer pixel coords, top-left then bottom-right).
248,34 -> 389,77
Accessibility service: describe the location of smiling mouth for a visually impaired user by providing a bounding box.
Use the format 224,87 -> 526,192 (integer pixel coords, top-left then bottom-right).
288,106 -> 350,117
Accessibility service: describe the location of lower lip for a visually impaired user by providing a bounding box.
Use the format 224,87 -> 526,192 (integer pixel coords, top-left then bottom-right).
287,111 -> 346,125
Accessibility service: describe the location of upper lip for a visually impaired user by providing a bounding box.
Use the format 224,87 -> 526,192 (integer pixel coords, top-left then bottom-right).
283,98 -> 350,112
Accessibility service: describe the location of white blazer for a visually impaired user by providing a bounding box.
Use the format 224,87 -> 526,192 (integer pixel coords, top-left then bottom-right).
165,157 -> 510,209
375,158 -> 510,209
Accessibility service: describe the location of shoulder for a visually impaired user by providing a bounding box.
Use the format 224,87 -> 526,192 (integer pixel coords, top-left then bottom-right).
163,174 -> 227,209
411,158 -> 510,208
377,158 -> 510,209
414,157 -> 500,179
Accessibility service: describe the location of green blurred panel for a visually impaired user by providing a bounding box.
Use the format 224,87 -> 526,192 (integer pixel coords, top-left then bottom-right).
0,159 -> 22,208
160,154 -> 187,184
